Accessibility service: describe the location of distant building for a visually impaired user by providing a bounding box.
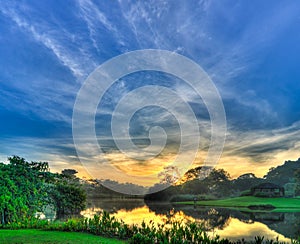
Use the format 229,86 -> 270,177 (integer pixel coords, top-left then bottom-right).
251,182 -> 284,197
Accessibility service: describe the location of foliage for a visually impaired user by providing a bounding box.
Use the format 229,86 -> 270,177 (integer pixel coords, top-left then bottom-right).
144,185 -> 180,201
180,178 -> 209,195
240,190 -> 251,196
170,194 -> 199,202
170,194 -> 217,202
146,158 -> 300,202
48,180 -> 86,217
264,159 -> 300,186
253,192 -> 272,198
0,211 -> 232,243
284,183 -> 297,198
295,169 -> 300,196
0,156 -> 49,225
0,156 -> 86,224
204,169 -> 232,197
61,169 -> 78,178
145,168 -> 233,201
232,174 -> 264,194
1,211 -> 298,244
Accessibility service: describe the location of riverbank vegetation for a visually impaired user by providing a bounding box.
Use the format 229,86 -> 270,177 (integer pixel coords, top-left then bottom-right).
2,211 -> 299,244
0,156 -> 86,224
0,211 -> 228,243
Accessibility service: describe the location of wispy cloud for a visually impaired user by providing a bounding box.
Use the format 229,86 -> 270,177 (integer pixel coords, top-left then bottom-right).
78,0 -> 130,54
226,121 -> 300,160
216,121 -> 300,177
0,2 -> 96,79
78,0 -> 116,52
0,2 -> 100,123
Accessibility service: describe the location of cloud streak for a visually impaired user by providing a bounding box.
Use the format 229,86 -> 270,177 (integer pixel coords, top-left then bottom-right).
0,2 -> 97,80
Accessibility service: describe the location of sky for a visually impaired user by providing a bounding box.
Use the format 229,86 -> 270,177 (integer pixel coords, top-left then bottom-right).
1,0 -> 300,188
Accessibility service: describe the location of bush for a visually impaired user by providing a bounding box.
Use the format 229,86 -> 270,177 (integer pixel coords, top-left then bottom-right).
248,204 -> 275,210
254,192 -> 271,198
240,190 -> 251,196
170,194 -> 196,202
170,194 -> 217,202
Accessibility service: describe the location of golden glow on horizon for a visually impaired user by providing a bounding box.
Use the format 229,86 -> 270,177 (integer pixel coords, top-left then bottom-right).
48,144 -> 300,184
217,149 -> 300,178
104,152 -> 177,176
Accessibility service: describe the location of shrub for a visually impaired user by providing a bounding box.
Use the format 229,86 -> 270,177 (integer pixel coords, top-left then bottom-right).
170,194 -> 196,202
240,190 -> 251,196
254,192 -> 271,198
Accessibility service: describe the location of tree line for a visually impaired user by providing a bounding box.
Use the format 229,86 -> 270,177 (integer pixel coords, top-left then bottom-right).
0,156 -> 86,225
145,158 -> 300,201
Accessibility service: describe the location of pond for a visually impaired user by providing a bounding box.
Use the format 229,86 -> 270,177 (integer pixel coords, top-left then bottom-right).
79,198 -> 300,242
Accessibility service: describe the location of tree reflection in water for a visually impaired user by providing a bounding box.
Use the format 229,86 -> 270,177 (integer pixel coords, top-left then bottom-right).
80,198 -> 299,241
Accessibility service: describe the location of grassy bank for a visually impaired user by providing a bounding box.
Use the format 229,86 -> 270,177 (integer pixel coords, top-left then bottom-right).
177,196 -> 300,211
0,229 -> 124,244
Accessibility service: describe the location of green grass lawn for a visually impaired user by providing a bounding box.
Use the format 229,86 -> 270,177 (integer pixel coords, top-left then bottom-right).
0,229 -> 125,244
178,196 -> 300,212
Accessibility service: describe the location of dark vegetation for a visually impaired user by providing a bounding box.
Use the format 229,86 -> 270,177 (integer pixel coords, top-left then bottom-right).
0,156 -> 86,225
145,158 -> 300,201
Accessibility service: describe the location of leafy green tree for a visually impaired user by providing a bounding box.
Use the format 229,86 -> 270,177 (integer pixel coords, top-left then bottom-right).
48,180 -> 86,217
294,169 -> 300,196
264,159 -> 300,186
180,179 -> 209,195
61,169 -> 78,179
203,169 -> 232,197
0,156 -> 87,224
232,173 -> 264,193
0,156 -> 49,224
284,182 -> 297,197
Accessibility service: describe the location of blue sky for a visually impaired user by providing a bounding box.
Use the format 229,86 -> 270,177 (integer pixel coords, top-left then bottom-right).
0,0 -> 300,182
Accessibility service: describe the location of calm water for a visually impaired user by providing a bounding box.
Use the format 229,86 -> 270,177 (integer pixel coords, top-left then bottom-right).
79,198 -> 300,242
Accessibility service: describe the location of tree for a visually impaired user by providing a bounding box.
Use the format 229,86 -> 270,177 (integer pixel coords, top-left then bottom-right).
177,166 -> 212,184
49,181 -> 86,217
61,169 -> 78,178
0,156 -> 49,224
0,156 -> 87,224
294,169 -> 300,196
264,159 -> 300,186
232,173 -> 264,193
203,169 -> 232,197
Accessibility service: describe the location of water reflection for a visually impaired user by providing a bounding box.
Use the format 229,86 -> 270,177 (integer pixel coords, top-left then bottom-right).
213,218 -> 290,242
85,198 -> 145,214
80,198 -> 298,242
